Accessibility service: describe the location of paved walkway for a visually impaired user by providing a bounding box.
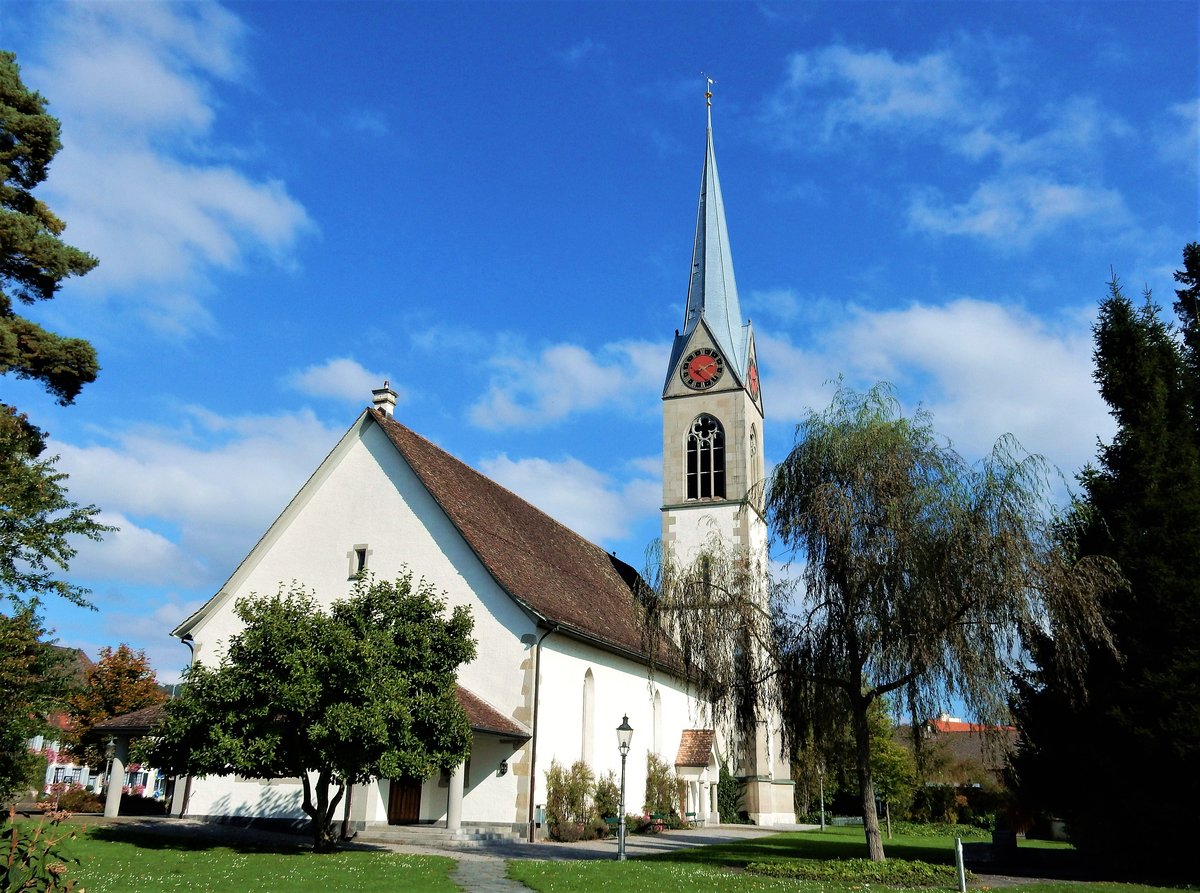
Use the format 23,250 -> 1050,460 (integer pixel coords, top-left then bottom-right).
427,826 -> 802,893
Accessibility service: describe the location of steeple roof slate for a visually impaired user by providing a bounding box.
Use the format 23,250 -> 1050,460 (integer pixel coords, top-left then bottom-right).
680,118 -> 749,374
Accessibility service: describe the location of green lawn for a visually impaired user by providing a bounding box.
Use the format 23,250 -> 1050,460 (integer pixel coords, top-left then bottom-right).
60,826 -> 458,893
508,827 -> 1174,893
13,821 -> 1184,893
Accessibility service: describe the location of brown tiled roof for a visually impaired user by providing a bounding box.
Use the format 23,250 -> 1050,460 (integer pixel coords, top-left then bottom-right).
894,723 -> 1018,786
372,409 -> 666,663
675,729 -> 716,767
94,704 -> 168,734
456,685 -> 529,739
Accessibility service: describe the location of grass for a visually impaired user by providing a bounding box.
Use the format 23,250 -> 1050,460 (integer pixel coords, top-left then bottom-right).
12,819 -> 1184,893
508,827 -> 1178,893
49,825 -> 459,893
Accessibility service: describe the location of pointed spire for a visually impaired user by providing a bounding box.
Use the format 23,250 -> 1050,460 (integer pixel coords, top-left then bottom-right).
681,79 -> 747,373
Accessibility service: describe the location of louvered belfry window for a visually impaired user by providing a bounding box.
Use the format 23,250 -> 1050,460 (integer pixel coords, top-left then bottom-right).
686,414 -> 726,500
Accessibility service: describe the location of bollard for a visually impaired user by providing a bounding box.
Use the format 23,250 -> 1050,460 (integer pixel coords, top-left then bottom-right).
955,836 -> 967,893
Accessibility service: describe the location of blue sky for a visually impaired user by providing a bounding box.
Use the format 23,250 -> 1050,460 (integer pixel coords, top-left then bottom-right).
5,1 -> 1197,684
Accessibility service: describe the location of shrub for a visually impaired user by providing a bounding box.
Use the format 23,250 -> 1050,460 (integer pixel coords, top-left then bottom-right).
1,807 -> 82,892
55,787 -> 102,814
544,760 -> 599,842
717,760 -> 748,823
643,753 -> 676,816
748,857 -> 972,887
119,792 -> 166,816
890,820 -> 991,840
594,770 -> 620,820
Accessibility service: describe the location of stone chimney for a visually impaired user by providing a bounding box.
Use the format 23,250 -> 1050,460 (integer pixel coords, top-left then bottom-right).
371,381 -> 397,417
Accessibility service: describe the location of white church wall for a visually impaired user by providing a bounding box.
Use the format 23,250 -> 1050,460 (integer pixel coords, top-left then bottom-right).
184,774 -> 306,824
181,417 -> 538,828
536,635 -> 705,818
189,422 -> 533,710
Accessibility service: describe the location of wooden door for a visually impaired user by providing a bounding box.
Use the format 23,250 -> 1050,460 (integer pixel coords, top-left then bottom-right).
387,778 -> 421,825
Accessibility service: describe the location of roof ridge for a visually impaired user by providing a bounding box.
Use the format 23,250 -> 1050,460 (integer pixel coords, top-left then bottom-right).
367,408 -> 670,664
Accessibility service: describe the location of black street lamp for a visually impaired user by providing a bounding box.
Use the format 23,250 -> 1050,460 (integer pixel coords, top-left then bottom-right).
103,737 -> 116,794
616,715 -> 633,861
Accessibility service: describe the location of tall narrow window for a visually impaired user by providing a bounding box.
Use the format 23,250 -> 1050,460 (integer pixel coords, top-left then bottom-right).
582,669 -> 595,766
652,689 -> 663,755
685,414 -> 726,500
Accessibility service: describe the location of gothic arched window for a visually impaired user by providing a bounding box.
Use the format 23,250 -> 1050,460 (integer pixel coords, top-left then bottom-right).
686,414 -> 726,500
582,669 -> 595,765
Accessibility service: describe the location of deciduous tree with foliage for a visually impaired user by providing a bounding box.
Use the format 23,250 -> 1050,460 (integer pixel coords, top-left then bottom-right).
150,573 -> 476,851
1012,253 -> 1200,880
0,610 -> 73,806
647,383 -> 1120,861
65,644 -> 166,769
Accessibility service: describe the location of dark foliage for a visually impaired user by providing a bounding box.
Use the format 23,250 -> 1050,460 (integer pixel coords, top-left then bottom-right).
1011,252 -> 1200,881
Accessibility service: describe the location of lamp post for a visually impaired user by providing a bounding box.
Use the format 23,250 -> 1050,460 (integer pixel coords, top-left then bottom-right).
818,760 -> 826,831
103,737 -> 116,793
616,715 -> 633,861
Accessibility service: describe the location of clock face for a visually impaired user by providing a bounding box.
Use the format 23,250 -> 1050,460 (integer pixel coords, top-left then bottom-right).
681,349 -> 725,389
747,360 -> 760,400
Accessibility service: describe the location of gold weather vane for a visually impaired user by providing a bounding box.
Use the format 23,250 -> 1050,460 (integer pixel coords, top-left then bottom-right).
703,73 -> 715,108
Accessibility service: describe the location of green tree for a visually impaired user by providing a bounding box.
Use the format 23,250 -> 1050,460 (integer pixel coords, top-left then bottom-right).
65,644 -> 166,769
150,573 -> 476,851
1,52 -> 108,610
0,610 -> 72,805
1,50 -> 99,448
0,408 -> 111,609
648,383 -> 1119,861
1012,261 -> 1200,879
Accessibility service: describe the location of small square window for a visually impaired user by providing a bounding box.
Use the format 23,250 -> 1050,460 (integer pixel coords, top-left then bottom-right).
348,545 -> 370,579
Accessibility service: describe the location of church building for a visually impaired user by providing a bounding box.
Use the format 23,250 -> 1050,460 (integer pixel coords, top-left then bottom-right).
168,99 -> 795,836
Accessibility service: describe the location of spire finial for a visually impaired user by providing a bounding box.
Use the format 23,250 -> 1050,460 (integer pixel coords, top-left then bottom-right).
702,73 -> 714,127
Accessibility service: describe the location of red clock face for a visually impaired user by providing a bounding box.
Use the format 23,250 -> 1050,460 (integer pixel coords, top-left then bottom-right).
747,360 -> 760,400
681,349 -> 724,389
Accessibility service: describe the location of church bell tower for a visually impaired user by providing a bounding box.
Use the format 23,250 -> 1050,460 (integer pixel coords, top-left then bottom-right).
660,86 -> 795,826
661,89 -> 766,570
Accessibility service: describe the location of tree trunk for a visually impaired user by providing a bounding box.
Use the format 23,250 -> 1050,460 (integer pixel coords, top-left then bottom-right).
853,701 -> 886,861
301,770 -> 345,852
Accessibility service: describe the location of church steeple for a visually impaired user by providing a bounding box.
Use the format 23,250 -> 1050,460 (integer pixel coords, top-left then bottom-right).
681,95 -> 747,373
665,85 -> 752,394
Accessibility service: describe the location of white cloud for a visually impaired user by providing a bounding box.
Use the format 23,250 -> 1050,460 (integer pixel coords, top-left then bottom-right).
764,42 -> 1137,249
759,299 -> 1111,480
558,38 -> 606,68
767,45 -> 984,145
908,177 -> 1129,246
22,2 -> 313,334
479,454 -> 658,545
346,109 -> 390,136
50,408 -> 346,586
1159,99 -> 1200,175
468,339 -> 666,429
67,511 -> 203,588
286,357 -> 395,403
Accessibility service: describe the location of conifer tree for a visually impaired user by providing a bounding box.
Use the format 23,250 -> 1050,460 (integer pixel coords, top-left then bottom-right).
1011,256 -> 1200,879
0,51 -> 109,608
1,50 -> 99,445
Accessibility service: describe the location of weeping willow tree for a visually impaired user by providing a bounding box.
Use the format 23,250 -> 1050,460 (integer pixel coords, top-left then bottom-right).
645,383 -> 1120,861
